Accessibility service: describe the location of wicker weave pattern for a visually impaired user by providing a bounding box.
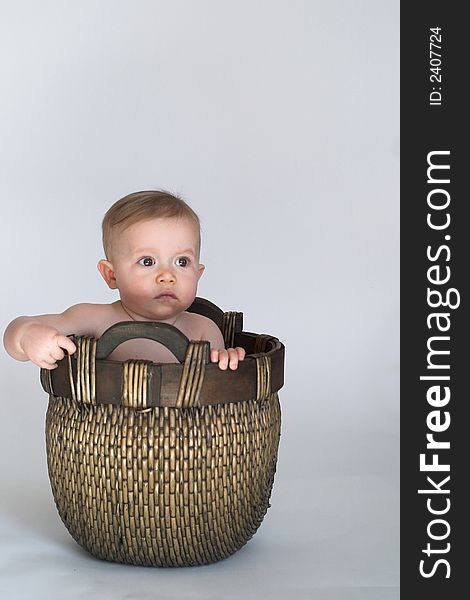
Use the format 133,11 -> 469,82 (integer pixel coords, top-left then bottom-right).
176,341 -> 209,409
122,360 -> 151,409
71,336 -> 97,404
255,356 -> 271,402
221,312 -> 238,348
46,392 -> 281,566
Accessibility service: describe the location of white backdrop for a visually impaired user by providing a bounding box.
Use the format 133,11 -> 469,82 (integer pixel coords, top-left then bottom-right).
0,2 -> 399,599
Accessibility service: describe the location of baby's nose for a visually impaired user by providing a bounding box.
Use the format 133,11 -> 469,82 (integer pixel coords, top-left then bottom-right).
156,267 -> 176,283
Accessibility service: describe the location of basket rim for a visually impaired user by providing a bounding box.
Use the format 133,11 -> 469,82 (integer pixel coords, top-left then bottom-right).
40,299 -> 284,408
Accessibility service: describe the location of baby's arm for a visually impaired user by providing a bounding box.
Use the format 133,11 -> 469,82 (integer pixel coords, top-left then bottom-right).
3,304 -> 105,369
197,317 -> 246,370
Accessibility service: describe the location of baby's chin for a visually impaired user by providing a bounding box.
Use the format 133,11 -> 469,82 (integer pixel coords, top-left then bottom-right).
154,295 -> 195,313
122,295 -> 195,322
141,304 -> 186,323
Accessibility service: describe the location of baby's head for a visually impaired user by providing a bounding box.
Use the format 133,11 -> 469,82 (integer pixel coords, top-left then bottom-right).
98,191 -> 205,321
102,190 -> 201,260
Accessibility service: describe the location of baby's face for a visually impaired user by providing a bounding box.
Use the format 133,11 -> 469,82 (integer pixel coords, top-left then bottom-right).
106,217 -> 204,321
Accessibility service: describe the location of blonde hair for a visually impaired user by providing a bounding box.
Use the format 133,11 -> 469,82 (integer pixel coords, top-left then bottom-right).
102,190 -> 201,259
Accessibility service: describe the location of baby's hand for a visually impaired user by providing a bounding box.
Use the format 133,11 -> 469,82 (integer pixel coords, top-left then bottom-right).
20,323 -> 76,369
210,347 -> 246,370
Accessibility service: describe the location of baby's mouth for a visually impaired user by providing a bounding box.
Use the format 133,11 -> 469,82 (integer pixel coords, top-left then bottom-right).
155,292 -> 178,300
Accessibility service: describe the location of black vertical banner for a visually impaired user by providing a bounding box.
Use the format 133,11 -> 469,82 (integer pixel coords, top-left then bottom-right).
401,2 -> 468,598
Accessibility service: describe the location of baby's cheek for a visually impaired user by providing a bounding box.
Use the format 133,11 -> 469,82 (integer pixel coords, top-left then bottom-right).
121,282 -> 149,302
180,274 -> 199,294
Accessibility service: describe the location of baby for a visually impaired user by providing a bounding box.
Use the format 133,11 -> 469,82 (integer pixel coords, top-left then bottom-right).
3,191 -> 246,370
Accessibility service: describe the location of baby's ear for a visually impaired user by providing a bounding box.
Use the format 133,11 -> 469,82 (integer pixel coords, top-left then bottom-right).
97,260 -> 117,289
197,263 -> 205,280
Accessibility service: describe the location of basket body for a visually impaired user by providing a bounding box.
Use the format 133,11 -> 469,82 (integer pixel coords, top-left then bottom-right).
45,393 -> 281,567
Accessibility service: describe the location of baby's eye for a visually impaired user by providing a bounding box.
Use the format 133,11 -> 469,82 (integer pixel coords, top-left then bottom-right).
138,257 -> 155,267
175,257 -> 189,267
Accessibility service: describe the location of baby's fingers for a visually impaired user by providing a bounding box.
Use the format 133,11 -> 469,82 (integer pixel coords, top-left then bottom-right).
219,350 -> 230,370
56,335 -> 76,356
227,348 -> 241,370
36,357 -> 59,370
211,349 -> 229,370
50,346 -> 65,361
235,347 -> 246,361
210,347 -> 246,370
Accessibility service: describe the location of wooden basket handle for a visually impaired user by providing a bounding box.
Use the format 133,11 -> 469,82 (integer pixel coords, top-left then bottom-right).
95,321 -> 190,362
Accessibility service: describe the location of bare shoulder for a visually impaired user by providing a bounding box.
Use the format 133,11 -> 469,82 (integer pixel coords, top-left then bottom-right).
178,312 -> 224,348
58,302 -> 122,337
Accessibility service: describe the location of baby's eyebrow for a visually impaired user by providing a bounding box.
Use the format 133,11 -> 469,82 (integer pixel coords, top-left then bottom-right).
131,248 -> 196,256
131,249 -> 156,256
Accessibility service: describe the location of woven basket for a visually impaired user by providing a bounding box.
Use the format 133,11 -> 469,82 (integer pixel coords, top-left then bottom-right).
42,298 -> 284,567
